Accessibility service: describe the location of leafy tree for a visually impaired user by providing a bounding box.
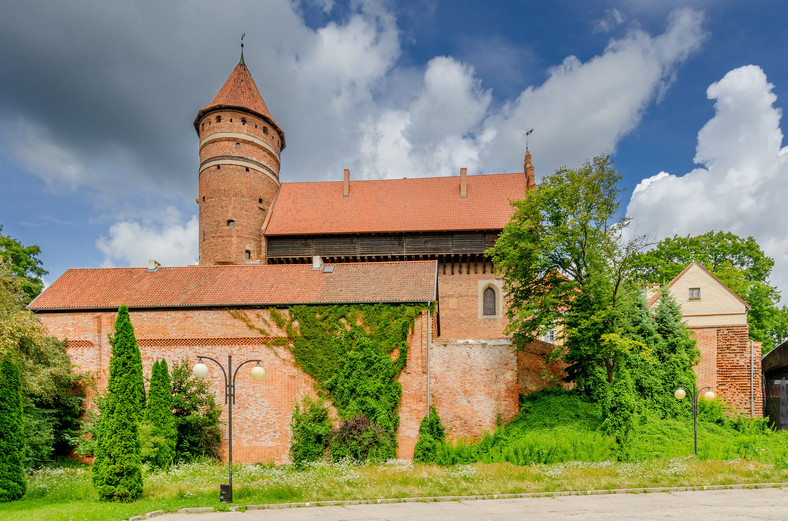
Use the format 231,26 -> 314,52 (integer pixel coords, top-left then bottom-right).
631,231 -> 783,351
142,359 -> 177,470
489,155 -> 645,391
0,226 -> 47,302
413,406 -> 446,464
170,358 -> 222,461
0,264 -> 84,467
0,358 -> 26,501
92,306 -> 143,501
289,395 -> 332,466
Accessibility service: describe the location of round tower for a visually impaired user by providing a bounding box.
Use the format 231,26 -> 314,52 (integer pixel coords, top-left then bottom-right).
194,49 -> 285,265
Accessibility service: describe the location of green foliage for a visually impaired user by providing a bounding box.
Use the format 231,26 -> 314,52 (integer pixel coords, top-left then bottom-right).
142,360 -> 177,470
289,396 -> 332,466
601,369 -> 637,456
0,358 -> 26,501
329,416 -> 394,462
413,407 -> 446,463
170,359 -> 222,462
0,226 -> 47,302
92,306 -> 143,502
489,155 -> 646,390
631,231 -> 784,352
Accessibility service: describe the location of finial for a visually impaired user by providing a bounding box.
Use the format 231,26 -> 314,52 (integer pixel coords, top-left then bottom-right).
524,128 -> 534,151
239,33 -> 246,65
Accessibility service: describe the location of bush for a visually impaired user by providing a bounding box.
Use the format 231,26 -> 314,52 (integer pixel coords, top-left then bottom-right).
290,396 -> 332,466
171,359 -> 222,462
329,416 -> 394,462
413,407 -> 445,464
0,358 -> 26,501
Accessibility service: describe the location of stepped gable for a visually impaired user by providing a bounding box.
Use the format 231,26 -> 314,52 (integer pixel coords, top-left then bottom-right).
193,61 -> 284,147
264,172 -> 527,236
29,261 -> 437,311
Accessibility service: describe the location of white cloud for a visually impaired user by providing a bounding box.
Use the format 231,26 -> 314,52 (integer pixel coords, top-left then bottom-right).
96,209 -> 198,268
627,65 -> 788,298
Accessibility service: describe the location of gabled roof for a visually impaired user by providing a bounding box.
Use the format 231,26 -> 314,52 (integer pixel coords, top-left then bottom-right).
264,172 -> 528,236
193,62 -> 285,147
29,261 -> 437,311
646,261 -> 750,309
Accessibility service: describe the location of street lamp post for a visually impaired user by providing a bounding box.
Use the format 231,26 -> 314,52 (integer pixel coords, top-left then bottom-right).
674,383 -> 715,456
193,354 -> 265,503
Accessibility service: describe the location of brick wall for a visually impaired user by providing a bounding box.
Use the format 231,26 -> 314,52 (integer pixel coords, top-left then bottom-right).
517,340 -> 570,394
714,325 -> 762,416
39,305 -> 521,463
437,260 -> 508,340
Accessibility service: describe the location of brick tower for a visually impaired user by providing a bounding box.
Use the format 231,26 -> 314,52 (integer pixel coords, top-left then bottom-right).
194,47 -> 285,265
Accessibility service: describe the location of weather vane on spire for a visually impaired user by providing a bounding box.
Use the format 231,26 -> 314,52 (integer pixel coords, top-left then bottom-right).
240,33 -> 246,65
524,128 -> 534,150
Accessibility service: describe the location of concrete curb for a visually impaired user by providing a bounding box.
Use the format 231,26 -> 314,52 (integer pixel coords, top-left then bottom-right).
121,482 -> 788,519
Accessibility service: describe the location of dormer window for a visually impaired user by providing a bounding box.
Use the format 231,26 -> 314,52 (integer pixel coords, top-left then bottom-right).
689,287 -> 700,300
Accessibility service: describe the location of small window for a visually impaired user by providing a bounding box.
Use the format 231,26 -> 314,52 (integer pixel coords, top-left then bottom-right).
483,287 -> 496,316
263,126 -> 269,135
202,196 -> 205,202
241,117 -> 247,125
541,328 -> 557,343
245,167 -> 249,172
229,118 -> 233,122
244,250 -> 251,260
227,220 -> 235,227
216,115 -> 221,123
236,142 -> 240,147
258,198 -> 263,204
689,287 -> 700,300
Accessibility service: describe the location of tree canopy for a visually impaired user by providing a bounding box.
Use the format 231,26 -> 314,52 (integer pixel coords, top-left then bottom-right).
631,231 -> 784,352
0,226 -> 47,302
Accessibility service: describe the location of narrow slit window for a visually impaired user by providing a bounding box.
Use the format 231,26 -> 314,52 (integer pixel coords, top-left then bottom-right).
241,117 -> 247,125
244,250 -> 251,260
215,115 -> 221,123
483,287 -> 496,316
689,287 -> 700,300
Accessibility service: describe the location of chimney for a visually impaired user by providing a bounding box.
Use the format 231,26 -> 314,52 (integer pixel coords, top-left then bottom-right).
147,259 -> 161,272
343,169 -> 350,198
460,167 -> 467,198
524,150 -> 536,190
312,256 -> 324,271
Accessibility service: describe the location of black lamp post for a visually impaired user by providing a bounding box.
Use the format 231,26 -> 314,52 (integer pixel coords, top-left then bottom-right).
193,355 -> 265,503
674,382 -> 715,456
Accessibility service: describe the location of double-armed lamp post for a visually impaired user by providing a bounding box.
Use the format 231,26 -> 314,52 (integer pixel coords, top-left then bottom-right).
674,382 -> 716,456
193,355 -> 265,503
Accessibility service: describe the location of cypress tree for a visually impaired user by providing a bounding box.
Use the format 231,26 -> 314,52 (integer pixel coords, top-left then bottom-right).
92,305 -> 143,501
144,359 -> 177,469
0,358 -> 26,501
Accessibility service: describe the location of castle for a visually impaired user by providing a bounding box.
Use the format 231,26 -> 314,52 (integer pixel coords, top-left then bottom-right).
30,52 -> 558,463
29,52 -> 762,464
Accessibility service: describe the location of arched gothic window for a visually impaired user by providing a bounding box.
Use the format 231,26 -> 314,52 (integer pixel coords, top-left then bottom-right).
483,287 -> 496,316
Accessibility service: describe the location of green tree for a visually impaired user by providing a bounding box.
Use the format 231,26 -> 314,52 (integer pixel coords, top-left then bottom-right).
92,306 -> 143,501
0,226 -> 47,302
631,231 -> 783,352
170,358 -> 222,461
0,358 -> 26,501
489,155 -> 645,392
142,359 -> 177,470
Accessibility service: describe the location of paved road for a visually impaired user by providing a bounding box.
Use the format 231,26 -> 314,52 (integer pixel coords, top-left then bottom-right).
157,487 -> 788,520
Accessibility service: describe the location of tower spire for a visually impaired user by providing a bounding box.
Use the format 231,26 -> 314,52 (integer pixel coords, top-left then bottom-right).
239,33 -> 246,66
523,129 -> 536,190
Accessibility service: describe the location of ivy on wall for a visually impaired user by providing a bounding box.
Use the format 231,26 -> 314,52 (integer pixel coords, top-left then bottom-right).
230,303 -> 426,456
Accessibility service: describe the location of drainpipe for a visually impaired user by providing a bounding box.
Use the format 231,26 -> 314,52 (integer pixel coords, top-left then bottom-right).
751,339 -> 755,417
427,307 -> 431,413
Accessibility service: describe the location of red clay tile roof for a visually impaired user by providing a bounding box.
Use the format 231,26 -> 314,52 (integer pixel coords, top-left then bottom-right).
193,62 -> 284,146
29,261 -> 437,311
265,172 -> 528,235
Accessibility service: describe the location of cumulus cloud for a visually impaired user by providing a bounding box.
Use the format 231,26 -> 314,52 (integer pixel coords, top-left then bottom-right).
627,65 -> 788,297
96,209 -> 198,268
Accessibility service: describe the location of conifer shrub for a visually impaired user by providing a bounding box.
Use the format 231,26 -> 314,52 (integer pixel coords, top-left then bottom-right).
0,358 -> 26,501
289,396 -> 332,466
142,359 -> 177,470
329,415 -> 394,462
413,406 -> 446,464
92,305 -> 143,501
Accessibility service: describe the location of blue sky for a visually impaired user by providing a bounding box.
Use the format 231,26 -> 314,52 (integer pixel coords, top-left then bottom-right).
2,0 -> 788,296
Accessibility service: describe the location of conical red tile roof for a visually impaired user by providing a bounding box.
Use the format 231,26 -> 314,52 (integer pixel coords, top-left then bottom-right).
194,62 -> 284,147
